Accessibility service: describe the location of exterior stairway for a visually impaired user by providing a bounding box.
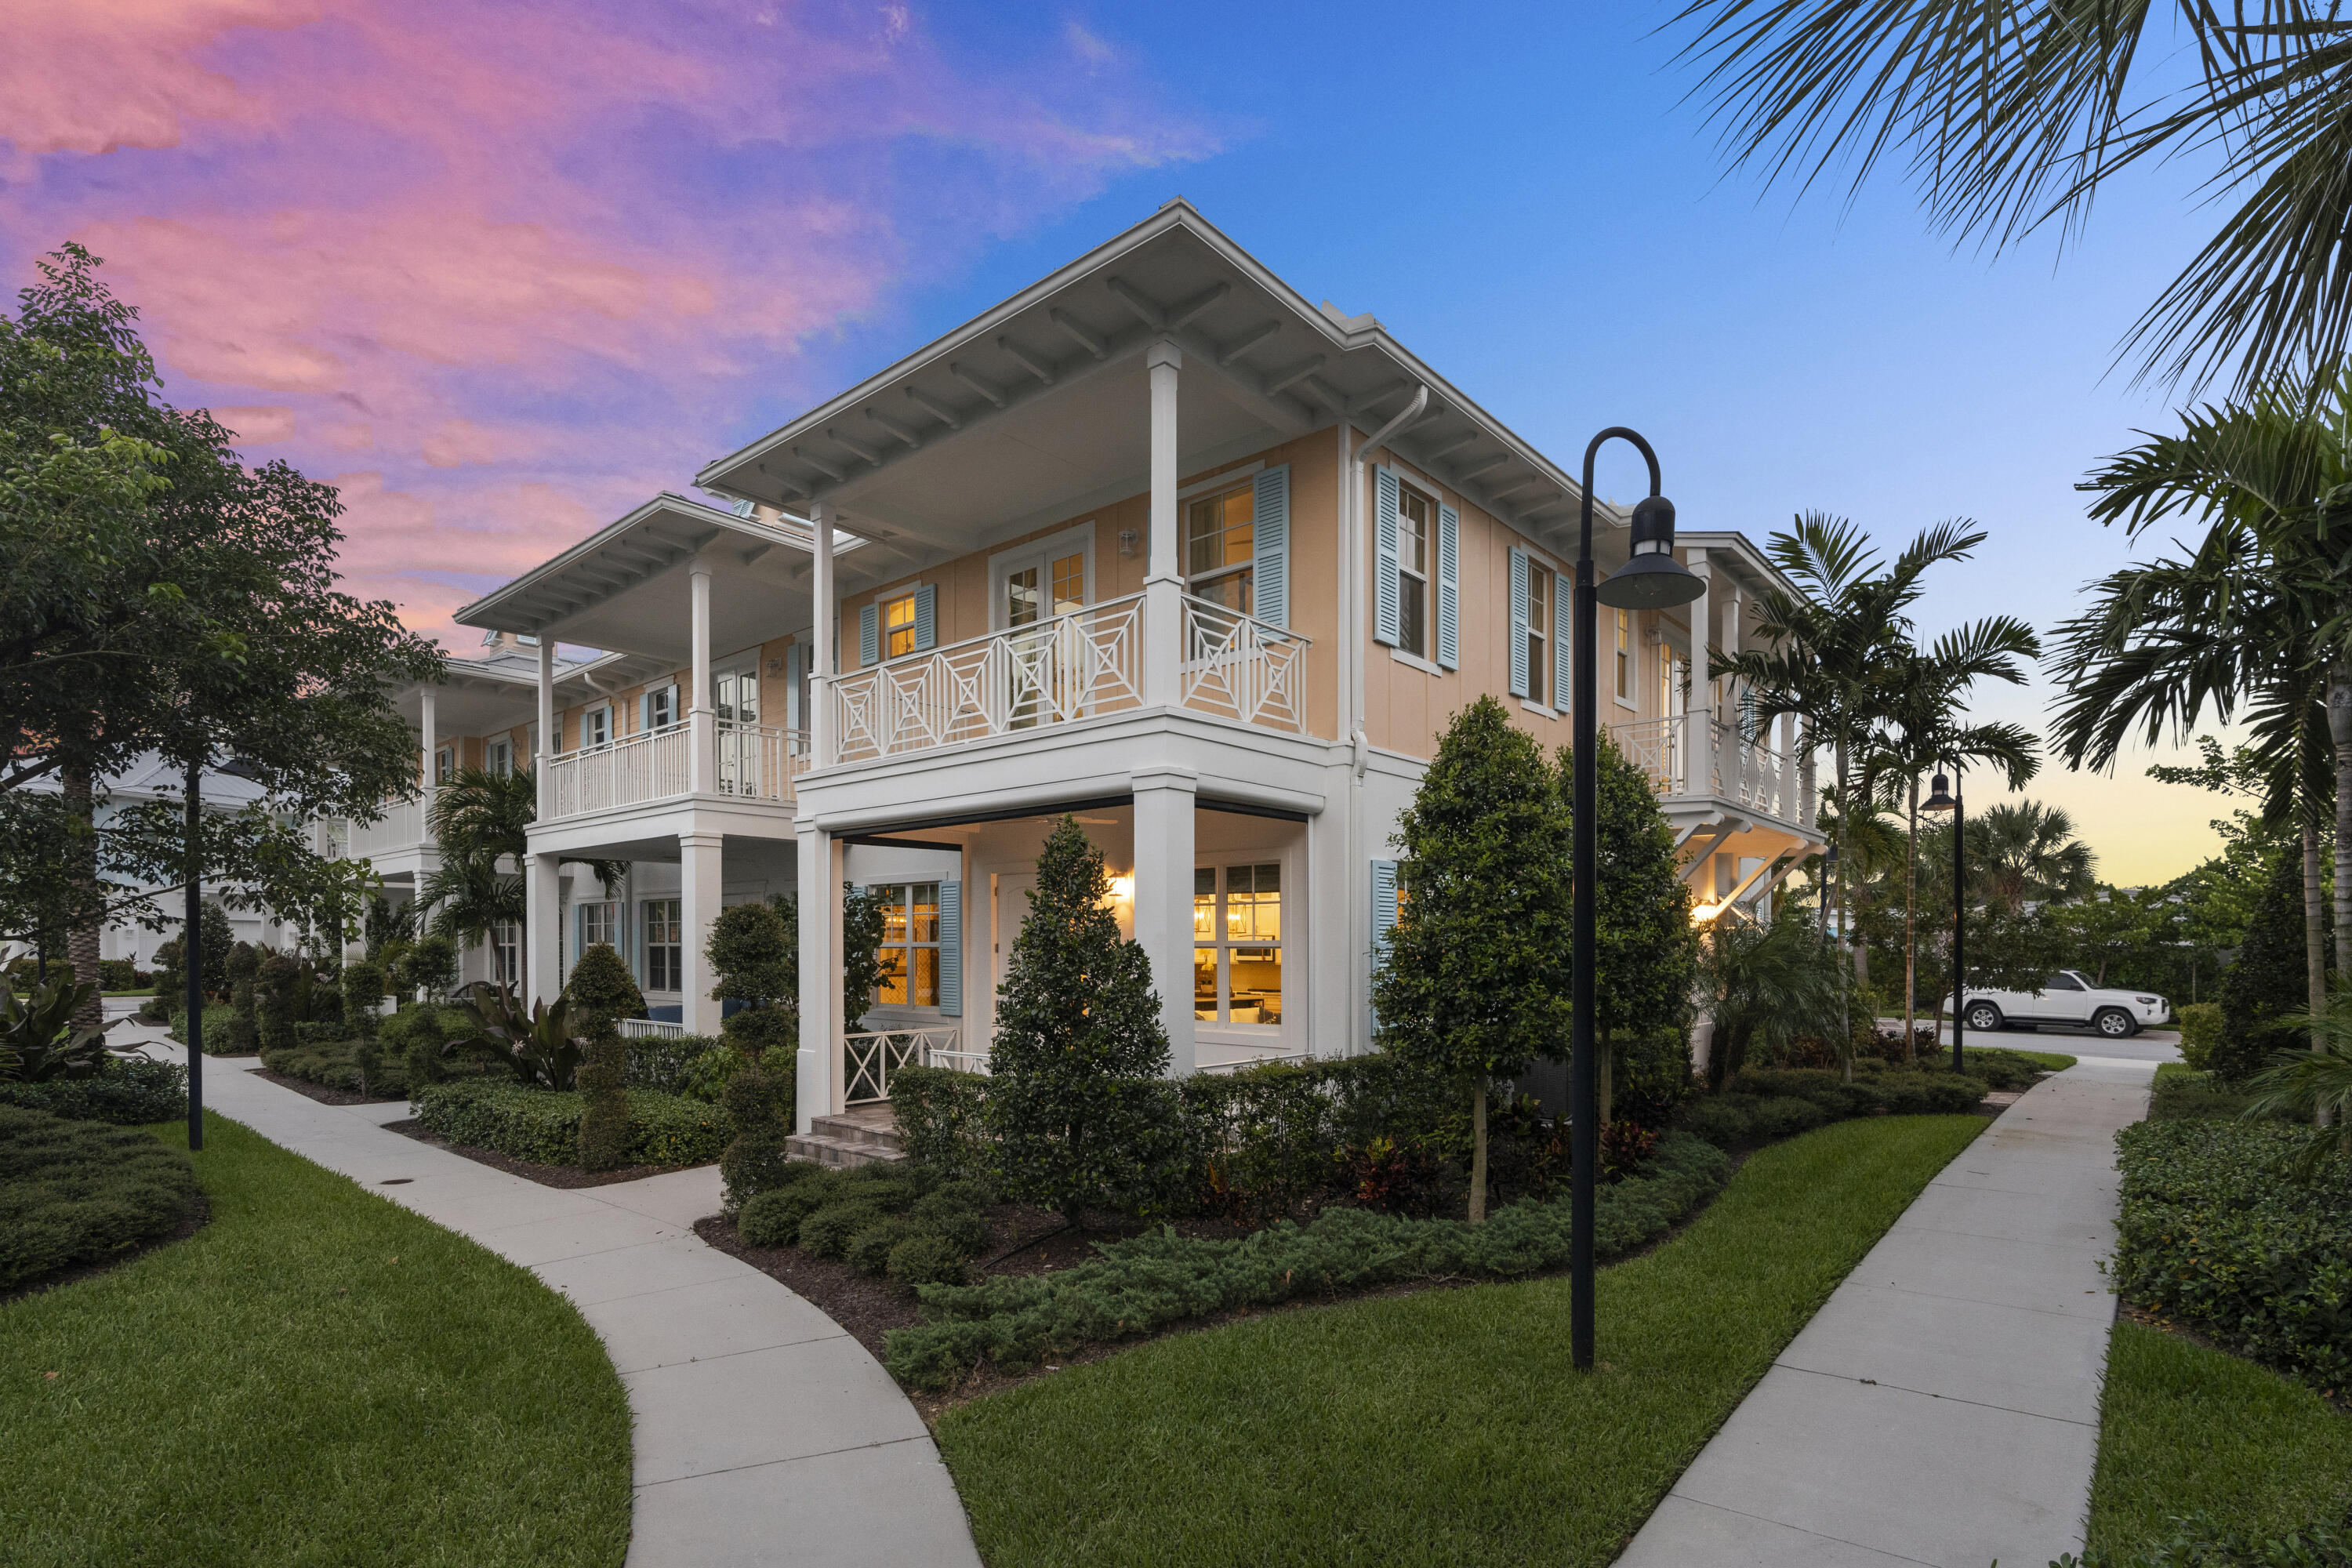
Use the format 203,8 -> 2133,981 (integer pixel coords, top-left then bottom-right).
786,1103 -> 906,1167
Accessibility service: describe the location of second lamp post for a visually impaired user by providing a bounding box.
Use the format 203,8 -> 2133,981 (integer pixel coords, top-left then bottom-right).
1570,428 -> 1704,1370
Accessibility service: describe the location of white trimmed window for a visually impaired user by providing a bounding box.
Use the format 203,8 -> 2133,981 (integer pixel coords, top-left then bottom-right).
1185,483 -> 1255,615
1192,863 -> 1283,1026
1396,488 -> 1432,659
1613,609 -> 1635,704
1526,563 -> 1552,706
490,921 -> 521,986
874,884 -> 941,1008
642,899 -> 681,992
486,738 -> 512,777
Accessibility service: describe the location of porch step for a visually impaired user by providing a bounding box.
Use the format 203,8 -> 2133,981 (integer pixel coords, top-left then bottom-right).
786,1108 -> 906,1169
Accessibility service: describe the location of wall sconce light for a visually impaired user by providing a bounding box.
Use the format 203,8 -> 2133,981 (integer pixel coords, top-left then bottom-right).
767,655 -> 784,675
1110,873 -> 1135,903
1690,901 -> 1720,924
1119,528 -> 1139,558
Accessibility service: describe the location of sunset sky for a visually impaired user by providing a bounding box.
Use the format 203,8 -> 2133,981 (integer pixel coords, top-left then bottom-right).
4,3 -> 2250,885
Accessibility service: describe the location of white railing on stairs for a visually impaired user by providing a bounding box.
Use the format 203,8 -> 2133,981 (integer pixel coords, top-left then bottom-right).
844,1026 -> 963,1103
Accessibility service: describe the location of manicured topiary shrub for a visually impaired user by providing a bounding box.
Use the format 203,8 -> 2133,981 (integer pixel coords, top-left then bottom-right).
379,1002 -> 471,1087
2110,1117 -> 2352,1390
399,933 -> 459,1001
0,1058 -> 187,1125
223,942 -> 260,1054
2175,1002 -> 2225,1074
564,943 -> 645,1039
577,1034 -> 630,1173
0,1105 -> 200,1289
800,1200 -> 890,1259
342,957 -> 386,1040
887,1233 -> 970,1287
412,1081 -> 730,1169
254,953 -> 302,1054
717,1063 -> 795,1212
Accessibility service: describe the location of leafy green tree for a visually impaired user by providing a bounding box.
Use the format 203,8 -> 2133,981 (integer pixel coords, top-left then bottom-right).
564,942 -> 646,1040
1376,697 -> 1573,1223
2222,848 -> 2324,1081
706,902 -> 795,1057
1671,2 -> 2352,392
985,816 -> 1169,1226
399,932 -> 459,1001
1574,731 -> 1698,1122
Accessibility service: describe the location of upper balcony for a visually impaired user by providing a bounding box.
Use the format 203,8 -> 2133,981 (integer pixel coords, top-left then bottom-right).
829,592 -> 1308,764
546,718 -> 810,818
1609,710 -> 1819,841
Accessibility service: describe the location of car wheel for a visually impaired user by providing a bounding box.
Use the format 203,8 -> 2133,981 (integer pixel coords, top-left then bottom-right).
1964,1002 -> 2003,1033
2094,1007 -> 2136,1039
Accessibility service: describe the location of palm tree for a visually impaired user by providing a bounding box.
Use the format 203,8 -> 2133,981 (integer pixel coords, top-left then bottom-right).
1696,913 -> 1847,1087
1860,632 -> 2042,1057
420,766 -> 623,980
1717,513 -> 1988,1006
2053,385 -> 2350,1012
1670,3 -> 2352,393
1969,801 -> 2096,916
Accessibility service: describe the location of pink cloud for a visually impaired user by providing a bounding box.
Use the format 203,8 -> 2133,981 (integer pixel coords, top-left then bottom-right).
2,2 -> 1220,646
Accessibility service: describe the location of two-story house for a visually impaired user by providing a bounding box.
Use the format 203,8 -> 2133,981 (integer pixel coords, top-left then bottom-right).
418,201 -> 1819,1135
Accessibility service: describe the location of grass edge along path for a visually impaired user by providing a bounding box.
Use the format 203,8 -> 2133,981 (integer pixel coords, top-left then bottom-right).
0,1112 -> 633,1568
935,1112 -> 1987,1568
2083,1318 -> 2352,1561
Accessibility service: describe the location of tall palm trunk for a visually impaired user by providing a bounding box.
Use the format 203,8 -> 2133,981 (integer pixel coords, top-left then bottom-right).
1835,731 -> 1853,1083
2303,813 -> 2327,1017
1904,775 -> 1919,1065
63,763 -> 103,1036
2332,668 -> 2352,977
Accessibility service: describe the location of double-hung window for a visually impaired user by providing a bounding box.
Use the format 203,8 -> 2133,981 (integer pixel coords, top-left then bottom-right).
1185,484 -> 1255,615
1192,863 -> 1283,1026
435,746 -> 454,784
579,900 -> 617,954
583,706 -> 612,750
881,591 -> 920,661
1613,609 -> 1635,704
1526,564 -> 1552,706
486,738 -> 512,777
490,921 -> 521,986
874,884 -> 941,1007
643,899 -> 681,992
643,684 -> 677,732
1396,488 -> 1432,659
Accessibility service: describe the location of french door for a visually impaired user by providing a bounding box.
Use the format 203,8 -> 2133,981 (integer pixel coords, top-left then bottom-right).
715,667 -> 760,794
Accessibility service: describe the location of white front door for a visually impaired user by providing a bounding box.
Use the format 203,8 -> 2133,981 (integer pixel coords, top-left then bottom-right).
715,668 -> 760,793
997,549 -> 1087,728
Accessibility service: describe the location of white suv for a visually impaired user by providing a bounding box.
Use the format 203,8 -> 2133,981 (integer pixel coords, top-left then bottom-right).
1955,970 -> 2171,1040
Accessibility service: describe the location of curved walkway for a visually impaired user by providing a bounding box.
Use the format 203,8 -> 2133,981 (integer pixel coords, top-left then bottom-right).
129,1026 -> 980,1568
1617,1055 -> 2159,1568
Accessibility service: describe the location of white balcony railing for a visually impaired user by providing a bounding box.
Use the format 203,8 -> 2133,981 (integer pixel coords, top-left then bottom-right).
1180,596 -> 1310,733
618,1016 -> 688,1040
832,595 -> 1146,763
346,797 -> 425,860
545,720 -> 807,820
1610,713 -> 1806,827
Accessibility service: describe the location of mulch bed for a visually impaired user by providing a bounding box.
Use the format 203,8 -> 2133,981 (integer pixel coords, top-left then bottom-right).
254,1069 -> 406,1108
1,1191 -> 213,1307
380,1117 -> 709,1190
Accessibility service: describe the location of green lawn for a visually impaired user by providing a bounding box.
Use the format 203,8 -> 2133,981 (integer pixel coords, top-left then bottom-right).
2086,1320 -> 2352,1559
2004,1047 -> 2078,1072
0,1113 -> 632,1567
935,1113 -> 1986,1568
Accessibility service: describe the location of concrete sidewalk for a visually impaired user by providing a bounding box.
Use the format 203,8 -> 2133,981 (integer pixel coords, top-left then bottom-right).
1617,1057 -> 2155,1568
132,1028 -> 980,1568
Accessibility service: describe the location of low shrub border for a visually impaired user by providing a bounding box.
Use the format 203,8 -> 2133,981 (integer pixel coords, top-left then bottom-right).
883,1131 -> 1731,1389
262,1037 -> 408,1100
0,1105 -> 200,1290
2110,1118 -> 2352,1392
412,1080 -> 731,1169
0,1058 -> 187,1125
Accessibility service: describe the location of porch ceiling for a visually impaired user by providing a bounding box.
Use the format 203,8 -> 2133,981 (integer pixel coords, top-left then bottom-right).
695,199 -> 1633,562
450,493 -> 827,659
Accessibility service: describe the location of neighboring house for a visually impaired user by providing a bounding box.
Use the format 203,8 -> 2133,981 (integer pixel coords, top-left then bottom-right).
400,201 -> 1818,1135
5,753 -> 313,971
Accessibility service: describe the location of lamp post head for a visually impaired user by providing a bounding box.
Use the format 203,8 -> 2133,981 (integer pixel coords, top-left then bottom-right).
1596,494 -> 1704,609
1922,773 -> 1957,813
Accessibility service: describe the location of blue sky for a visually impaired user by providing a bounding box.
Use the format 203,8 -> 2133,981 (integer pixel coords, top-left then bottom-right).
5,1 -> 2235,884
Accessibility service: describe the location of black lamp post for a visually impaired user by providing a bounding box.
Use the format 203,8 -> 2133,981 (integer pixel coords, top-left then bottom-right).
181,750 -> 263,1152
1573,428 -> 1704,1371
1922,768 -> 1963,1073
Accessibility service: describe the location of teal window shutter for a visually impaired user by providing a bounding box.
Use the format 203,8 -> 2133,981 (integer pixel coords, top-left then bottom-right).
1252,463 -> 1290,630
1508,548 -> 1530,698
1436,503 -> 1459,670
1370,858 -> 1399,1032
1373,466 -> 1401,645
915,583 -> 937,651
1554,589 -> 1573,714
937,881 -> 961,1015
859,603 -> 880,667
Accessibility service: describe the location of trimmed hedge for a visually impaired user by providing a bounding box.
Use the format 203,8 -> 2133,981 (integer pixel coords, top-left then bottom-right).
411,1080 -> 731,1169
622,1033 -> 721,1096
2175,1002 -> 2225,1074
2111,1118 -> 2352,1391
1677,1067 -> 1986,1148
261,1036 -> 409,1100
0,1105 -> 199,1289
736,1162 -> 996,1289
881,1131 -> 1732,1390
0,1058 -> 187,1125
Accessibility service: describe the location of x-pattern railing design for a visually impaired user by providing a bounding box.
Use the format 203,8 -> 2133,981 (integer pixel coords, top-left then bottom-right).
844,1026 -> 962,1103
1180,596 -> 1308,732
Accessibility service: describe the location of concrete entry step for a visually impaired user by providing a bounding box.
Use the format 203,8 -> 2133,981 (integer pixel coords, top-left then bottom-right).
788,1105 -> 906,1168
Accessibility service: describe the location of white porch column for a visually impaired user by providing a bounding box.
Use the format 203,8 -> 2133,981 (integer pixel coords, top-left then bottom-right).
688,563 -> 714,796
535,637 -> 556,819
1719,583 -> 1744,801
1131,764 -> 1197,1075
810,503 -> 837,768
1686,553 -> 1712,795
680,831 -> 724,1036
419,685 -> 438,837
524,851 -> 560,1006
795,818 -> 843,1132
1143,338 -> 1184,710
1778,711 -> 1798,822
1801,737 -> 1820,831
